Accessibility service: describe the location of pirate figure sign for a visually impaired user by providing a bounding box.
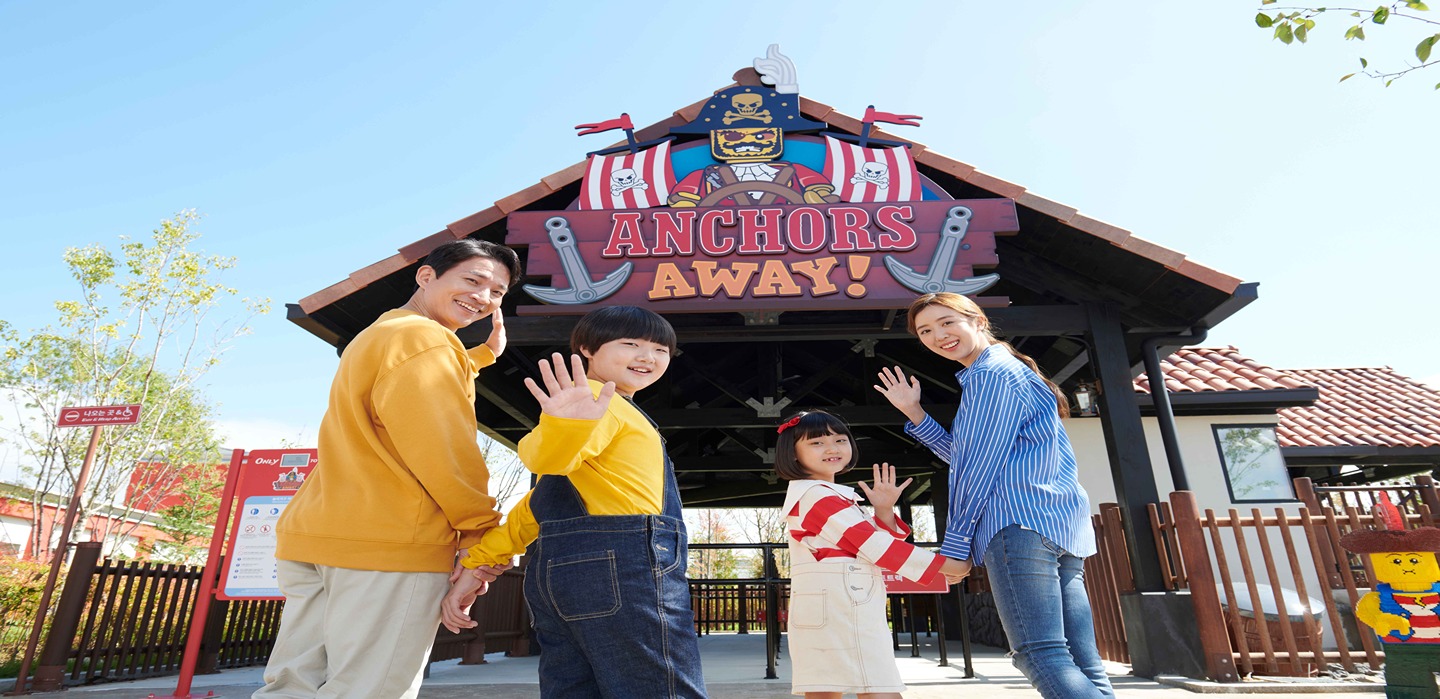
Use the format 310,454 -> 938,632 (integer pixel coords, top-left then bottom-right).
667,45 -> 839,208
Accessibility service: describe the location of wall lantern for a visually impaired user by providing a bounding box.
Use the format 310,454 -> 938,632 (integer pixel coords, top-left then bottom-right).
1073,382 -> 1100,417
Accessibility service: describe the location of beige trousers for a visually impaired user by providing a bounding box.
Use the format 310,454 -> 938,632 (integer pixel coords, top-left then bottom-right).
253,560 -> 451,699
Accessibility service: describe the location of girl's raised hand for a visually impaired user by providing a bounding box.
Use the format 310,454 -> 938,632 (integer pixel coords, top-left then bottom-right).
857,462 -> 912,511
874,366 -> 925,424
483,307 -> 507,357
524,352 -> 615,420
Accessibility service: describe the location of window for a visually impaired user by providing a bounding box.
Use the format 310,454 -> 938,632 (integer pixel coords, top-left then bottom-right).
1212,424 -> 1295,503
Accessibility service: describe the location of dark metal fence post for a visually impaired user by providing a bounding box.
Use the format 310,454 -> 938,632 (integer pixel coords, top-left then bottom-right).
763,545 -> 779,680
32,542 -> 104,691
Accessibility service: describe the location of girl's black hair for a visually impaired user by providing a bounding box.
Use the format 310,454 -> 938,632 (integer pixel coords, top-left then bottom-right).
772,409 -> 859,481
571,306 -> 678,356
420,239 -> 523,287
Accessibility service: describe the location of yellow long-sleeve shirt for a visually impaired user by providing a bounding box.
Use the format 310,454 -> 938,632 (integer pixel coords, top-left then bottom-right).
461,380 -> 664,567
276,309 -> 501,573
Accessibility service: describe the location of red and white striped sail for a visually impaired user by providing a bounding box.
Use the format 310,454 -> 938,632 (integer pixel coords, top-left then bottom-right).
577,140 -> 674,210
823,135 -> 923,203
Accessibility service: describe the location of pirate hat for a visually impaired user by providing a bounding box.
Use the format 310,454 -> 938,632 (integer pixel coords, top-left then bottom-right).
1340,527 -> 1440,554
670,86 -> 828,135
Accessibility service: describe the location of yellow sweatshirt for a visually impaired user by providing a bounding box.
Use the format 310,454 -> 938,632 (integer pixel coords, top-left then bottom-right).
460,380 -> 664,567
276,309 -> 500,573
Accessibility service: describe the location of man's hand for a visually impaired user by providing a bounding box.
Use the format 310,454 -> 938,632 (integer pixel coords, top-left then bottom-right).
470,562 -> 513,581
440,573 -> 487,633
483,308 -> 507,358
524,353 -> 615,420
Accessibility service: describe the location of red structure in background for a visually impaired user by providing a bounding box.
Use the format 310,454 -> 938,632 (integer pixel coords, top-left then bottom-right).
1,459 -> 226,561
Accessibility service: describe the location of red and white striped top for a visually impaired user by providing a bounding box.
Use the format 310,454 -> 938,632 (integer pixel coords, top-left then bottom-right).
1393,591 -> 1440,643
784,480 -> 944,585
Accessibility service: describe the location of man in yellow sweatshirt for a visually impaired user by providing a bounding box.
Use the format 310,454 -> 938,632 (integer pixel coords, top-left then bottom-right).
254,239 -> 520,699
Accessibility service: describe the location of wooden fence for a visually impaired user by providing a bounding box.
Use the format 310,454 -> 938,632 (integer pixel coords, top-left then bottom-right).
32,545 -> 530,688
1140,476 -> 1438,681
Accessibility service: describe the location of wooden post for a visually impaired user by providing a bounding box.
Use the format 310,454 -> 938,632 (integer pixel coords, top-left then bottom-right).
1170,491 -> 1240,682
1293,478 -> 1343,588
10,424 -> 104,696
31,542 -> 103,691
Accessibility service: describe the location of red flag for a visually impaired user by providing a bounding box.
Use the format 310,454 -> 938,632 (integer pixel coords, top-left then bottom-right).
864,106 -> 922,127
575,113 -> 634,136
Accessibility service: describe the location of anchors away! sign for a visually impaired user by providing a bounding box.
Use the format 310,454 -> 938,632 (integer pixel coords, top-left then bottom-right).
510,45 -> 1016,315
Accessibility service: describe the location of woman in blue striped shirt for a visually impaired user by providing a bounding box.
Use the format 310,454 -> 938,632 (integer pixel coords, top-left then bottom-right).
874,292 -> 1113,698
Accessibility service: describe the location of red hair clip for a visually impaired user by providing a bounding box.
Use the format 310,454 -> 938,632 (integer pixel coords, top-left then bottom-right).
776,415 -> 802,434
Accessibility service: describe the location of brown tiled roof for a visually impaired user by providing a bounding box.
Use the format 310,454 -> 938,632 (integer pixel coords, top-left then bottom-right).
298,88 -> 1244,314
1132,346 -> 1310,394
1278,368 -> 1440,449
1132,348 -> 1440,451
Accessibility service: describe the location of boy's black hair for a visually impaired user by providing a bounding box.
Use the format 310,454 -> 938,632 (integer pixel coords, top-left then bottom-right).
420,239 -> 523,288
772,409 -> 859,481
570,306 -> 678,357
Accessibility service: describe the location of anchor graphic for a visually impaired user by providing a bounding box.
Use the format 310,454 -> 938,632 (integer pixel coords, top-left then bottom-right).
522,216 -> 633,305
883,205 -> 1000,296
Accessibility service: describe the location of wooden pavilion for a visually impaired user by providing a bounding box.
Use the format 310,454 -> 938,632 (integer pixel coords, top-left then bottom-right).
287,64 -> 1257,660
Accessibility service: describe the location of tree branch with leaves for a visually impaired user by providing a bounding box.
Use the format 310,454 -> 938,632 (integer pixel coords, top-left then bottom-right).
1256,1 -> 1439,87
0,211 -> 268,560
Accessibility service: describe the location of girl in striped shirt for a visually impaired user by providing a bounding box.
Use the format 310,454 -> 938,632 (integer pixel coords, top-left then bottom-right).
875,292 -> 1113,698
776,409 -> 969,698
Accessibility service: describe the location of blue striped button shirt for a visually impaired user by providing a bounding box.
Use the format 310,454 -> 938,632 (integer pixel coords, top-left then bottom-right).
905,344 -> 1096,564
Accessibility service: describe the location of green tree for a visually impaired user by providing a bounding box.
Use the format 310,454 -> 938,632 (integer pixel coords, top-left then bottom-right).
686,509 -> 742,580
148,460 -> 226,564
0,211 -> 268,560
1255,1 -> 1440,87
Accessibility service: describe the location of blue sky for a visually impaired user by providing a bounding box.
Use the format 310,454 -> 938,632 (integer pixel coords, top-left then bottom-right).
2,2 -> 1436,451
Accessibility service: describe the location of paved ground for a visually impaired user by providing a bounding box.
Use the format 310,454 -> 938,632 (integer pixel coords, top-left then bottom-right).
33,634 -> 1397,698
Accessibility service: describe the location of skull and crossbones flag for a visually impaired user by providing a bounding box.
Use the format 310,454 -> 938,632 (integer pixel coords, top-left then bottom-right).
822,135 -> 924,203
577,141 -> 675,210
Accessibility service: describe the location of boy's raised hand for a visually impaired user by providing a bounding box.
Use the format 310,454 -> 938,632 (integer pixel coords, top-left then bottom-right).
525,353 -> 615,420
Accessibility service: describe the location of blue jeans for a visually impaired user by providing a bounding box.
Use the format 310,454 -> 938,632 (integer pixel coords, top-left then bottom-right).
523,445 -> 706,699
984,525 -> 1115,699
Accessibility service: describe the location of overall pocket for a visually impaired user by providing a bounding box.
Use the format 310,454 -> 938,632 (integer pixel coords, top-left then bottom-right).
546,550 -> 622,621
843,564 -> 878,605
789,591 -> 828,629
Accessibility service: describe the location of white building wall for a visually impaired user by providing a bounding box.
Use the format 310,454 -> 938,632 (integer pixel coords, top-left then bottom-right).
1064,413 -> 1335,649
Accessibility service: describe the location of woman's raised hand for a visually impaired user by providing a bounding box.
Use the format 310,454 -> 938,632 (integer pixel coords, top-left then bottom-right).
857,462 -> 912,511
524,353 -> 615,420
874,366 -> 925,425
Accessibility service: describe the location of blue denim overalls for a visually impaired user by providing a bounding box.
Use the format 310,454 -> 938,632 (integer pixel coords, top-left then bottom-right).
522,400 -> 708,698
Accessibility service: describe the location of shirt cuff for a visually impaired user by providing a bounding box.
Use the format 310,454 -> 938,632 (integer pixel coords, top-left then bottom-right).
874,516 -> 912,540
904,414 -> 946,443
937,536 -> 973,561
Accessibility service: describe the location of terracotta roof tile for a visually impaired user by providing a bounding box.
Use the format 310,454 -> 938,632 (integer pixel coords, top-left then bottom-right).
298,278 -> 359,315
1135,350 -> 1440,451
397,231 -> 455,264
495,180 -> 557,215
1282,366 -> 1440,450
1133,346 -> 1309,395
447,206 -> 505,238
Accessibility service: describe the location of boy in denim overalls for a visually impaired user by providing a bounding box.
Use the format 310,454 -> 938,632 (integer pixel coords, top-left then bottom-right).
443,306 -> 707,698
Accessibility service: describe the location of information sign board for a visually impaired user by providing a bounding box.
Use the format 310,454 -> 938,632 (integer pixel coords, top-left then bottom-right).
217,449 -> 317,600
56,404 -> 142,427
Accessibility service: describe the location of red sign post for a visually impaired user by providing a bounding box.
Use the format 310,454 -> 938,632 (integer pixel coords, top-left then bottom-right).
11,404 -> 143,695
164,448 -> 317,699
